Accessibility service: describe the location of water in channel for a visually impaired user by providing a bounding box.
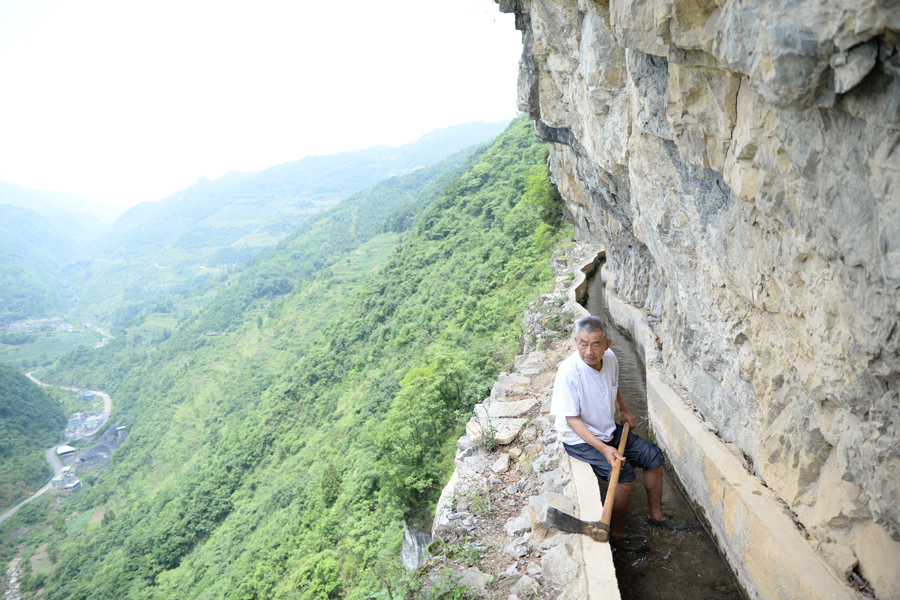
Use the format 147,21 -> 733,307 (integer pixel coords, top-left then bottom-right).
583,266 -> 744,600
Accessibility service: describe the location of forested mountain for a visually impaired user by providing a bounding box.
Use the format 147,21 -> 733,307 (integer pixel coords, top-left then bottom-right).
0,121 -> 507,329
2,117 -> 569,599
0,180 -> 124,225
0,205 -> 78,325
0,363 -> 66,510
58,141 -> 491,330
0,183 -> 126,325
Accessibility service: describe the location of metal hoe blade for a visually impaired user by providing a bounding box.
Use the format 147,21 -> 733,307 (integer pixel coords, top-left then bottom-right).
547,506 -> 610,542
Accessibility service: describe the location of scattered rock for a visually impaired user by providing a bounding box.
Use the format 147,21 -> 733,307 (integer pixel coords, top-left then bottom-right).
463,456 -> 490,474
503,542 -> 529,558
533,454 -> 560,473
523,443 -> 543,457
511,575 -> 538,594
505,506 -> 532,537
541,539 -> 579,585
540,468 -> 568,495
497,572 -> 523,588
492,453 -> 511,474
456,436 -> 475,460
540,395 -> 552,413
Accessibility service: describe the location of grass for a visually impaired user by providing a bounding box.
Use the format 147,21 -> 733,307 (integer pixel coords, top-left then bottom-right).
65,509 -> 95,537
330,232 -> 400,281
0,330 -> 103,367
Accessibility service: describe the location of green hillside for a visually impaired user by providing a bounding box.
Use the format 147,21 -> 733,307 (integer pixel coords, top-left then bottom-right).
2,117 -> 567,599
0,363 -> 67,510
0,180 -> 125,224
0,122 -> 507,329
0,205 -> 78,326
97,120 -> 510,262
57,140 -> 489,331
61,128 -> 506,327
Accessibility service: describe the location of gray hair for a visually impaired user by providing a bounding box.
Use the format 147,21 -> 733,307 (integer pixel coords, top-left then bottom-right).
574,316 -> 608,338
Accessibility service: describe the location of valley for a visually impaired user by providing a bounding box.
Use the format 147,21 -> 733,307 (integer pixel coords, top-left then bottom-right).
0,117 -> 567,599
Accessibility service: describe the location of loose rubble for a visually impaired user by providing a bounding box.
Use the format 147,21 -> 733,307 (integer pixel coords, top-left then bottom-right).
419,246 -> 606,599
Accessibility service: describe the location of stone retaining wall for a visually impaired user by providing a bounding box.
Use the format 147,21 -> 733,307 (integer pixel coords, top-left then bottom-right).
428,246 -> 620,600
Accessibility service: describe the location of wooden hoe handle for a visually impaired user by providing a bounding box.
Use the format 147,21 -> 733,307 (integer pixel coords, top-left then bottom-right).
595,422 -> 630,543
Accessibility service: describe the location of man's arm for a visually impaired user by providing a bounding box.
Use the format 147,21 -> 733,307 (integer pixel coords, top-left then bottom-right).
566,415 -> 624,467
615,387 -> 636,429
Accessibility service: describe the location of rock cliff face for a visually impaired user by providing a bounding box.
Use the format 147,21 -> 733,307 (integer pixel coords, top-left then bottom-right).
495,0 -> 900,595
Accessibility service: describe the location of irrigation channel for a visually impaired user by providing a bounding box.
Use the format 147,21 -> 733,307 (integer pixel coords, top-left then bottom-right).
583,267 -> 743,600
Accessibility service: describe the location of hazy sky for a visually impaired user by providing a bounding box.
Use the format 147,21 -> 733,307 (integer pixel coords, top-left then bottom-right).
0,0 -> 522,207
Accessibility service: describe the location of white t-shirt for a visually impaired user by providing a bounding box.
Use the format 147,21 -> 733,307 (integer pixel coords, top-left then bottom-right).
551,349 -> 619,445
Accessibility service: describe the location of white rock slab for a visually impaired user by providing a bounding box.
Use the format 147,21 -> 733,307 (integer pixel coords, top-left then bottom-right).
475,398 -> 540,419
466,417 -> 528,445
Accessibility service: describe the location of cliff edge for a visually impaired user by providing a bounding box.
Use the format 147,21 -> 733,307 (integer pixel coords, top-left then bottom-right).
494,0 -> 900,597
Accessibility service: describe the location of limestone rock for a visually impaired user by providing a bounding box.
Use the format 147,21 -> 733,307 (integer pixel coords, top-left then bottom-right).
510,574 -> 537,594
817,542 -> 858,580
503,539 -> 530,558
515,351 -> 548,376
401,521 -> 431,569
475,398 -> 541,419
492,453 -> 511,473
491,373 -> 531,400
466,416 -> 528,445
528,495 -> 552,541
496,0 -> 900,595
540,395 -> 551,413
506,506 -> 532,537
424,567 -> 488,596
833,40 -> 879,94
522,442 -> 543,457
497,572 -> 523,588
541,539 -> 579,585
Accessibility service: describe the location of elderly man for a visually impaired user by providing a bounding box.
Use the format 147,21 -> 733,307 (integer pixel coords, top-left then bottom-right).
551,315 -> 689,544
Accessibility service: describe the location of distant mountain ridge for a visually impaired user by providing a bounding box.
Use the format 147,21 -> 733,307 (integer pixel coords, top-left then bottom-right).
0,181 -> 126,225
102,120 -> 511,262
0,119 -> 511,324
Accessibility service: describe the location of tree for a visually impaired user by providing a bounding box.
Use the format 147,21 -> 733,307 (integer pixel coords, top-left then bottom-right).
375,350 -> 470,511
320,462 -> 342,508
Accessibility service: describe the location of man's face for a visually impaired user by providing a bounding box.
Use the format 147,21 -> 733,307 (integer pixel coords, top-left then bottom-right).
575,330 -> 610,369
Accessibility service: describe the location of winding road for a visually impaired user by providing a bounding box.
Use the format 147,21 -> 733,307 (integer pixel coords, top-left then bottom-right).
0,374 -> 112,524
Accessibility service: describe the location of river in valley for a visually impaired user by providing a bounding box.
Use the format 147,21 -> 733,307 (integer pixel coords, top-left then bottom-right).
583,267 -> 744,600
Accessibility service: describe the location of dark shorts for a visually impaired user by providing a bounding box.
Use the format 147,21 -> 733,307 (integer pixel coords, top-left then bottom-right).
563,423 -> 664,484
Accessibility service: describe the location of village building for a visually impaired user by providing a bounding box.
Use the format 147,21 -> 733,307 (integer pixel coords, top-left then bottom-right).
51,467 -> 82,493
67,412 -> 88,428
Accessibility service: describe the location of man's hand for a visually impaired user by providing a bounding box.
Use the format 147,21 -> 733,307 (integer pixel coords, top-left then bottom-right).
601,444 -> 625,467
566,415 -> 626,466
620,408 -> 637,430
